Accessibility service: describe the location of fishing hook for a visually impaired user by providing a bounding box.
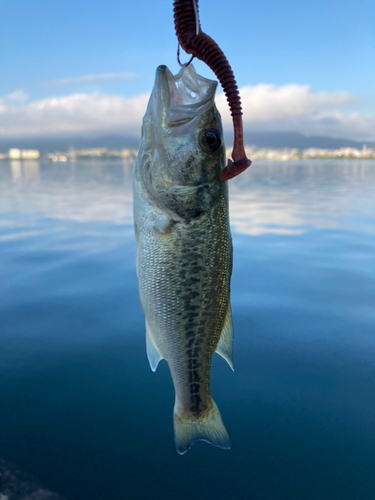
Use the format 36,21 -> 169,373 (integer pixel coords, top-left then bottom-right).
173,0 -> 251,180
177,45 -> 194,67
176,0 -> 199,67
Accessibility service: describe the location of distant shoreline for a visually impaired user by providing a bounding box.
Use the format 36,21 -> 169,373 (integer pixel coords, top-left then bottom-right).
1,145 -> 375,162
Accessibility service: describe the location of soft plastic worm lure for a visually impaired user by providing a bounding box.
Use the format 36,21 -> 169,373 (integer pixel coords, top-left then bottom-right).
173,0 -> 251,180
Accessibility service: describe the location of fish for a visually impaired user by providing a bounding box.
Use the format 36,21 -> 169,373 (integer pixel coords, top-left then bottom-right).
133,63 -> 233,455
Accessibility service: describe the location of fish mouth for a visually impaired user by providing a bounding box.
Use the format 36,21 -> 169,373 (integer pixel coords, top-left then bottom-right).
154,64 -> 218,127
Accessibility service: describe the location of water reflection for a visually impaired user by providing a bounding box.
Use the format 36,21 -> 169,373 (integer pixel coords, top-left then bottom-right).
9,159 -> 40,184
10,160 -> 22,183
1,160 -> 133,227
1,160 -> 375,237
229,161 -> 375,235
0,159 -> 374,500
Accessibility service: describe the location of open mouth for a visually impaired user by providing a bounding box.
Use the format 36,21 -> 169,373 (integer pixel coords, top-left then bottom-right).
154,64 -> 218,127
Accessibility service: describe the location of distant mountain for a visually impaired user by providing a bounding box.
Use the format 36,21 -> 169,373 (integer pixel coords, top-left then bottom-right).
0,134 -> 140,153
0,132 -> 373,153
240,131 -> 375,150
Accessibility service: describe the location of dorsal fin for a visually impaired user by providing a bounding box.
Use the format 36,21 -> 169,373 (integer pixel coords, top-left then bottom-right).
145,320 -> 163,372
215,305 -> 234,370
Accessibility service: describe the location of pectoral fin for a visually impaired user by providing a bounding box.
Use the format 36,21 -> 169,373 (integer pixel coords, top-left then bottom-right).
146,320 -> 163,372
215,305 -> 234,370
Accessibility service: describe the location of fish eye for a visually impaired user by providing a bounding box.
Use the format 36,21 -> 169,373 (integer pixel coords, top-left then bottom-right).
200,128 -> 222,153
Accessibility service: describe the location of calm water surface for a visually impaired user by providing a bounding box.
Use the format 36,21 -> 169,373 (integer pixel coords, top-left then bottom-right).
0,159 -> 374,500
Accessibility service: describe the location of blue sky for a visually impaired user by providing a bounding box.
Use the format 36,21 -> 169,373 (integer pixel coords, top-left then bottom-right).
1,0 -> 374,141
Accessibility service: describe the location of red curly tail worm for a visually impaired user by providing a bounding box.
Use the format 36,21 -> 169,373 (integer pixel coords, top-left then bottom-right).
173,0 -> 251,180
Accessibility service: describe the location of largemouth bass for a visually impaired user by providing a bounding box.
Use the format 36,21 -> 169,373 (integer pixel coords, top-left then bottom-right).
133,63 -> 233,454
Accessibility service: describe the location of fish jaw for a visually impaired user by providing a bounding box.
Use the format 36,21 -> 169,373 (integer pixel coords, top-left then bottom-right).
138,63 -> 226,221
151,64 -> 218,125
141,64 -> 219,151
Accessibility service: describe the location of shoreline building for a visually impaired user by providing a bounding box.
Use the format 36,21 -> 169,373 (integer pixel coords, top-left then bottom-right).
8,148 -> 40,160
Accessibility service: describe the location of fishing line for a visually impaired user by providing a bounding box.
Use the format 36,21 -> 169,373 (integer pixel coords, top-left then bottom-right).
176,0 -> 199,67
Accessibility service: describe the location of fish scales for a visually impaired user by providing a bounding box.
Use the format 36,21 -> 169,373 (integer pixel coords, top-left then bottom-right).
133,63 -> 233,454
137,192 -> 231,412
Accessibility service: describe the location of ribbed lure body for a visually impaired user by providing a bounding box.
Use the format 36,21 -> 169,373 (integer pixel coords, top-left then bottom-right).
173,0 -> 252,180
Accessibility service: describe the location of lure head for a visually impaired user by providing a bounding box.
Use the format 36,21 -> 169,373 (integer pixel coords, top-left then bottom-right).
138,64 -> 226,220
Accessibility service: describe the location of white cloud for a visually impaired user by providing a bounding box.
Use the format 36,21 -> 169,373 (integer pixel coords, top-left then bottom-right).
275,110 -> 375,141
2,90 -> 28,103
215,84 -> 374,141
0,83 -> 374,141
0,92 -> 149,137
217,84 -> 353,123
48,72 -> 138,86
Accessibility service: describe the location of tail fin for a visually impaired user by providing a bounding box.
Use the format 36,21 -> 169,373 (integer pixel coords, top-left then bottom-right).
173,400 -> 230,455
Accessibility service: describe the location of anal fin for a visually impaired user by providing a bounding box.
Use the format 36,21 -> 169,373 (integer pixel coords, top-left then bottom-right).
146,320 -> 163,372
215,305 -> 234,370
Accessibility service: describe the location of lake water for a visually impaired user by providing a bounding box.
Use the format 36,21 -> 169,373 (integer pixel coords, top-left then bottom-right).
0,159 -> 374,500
